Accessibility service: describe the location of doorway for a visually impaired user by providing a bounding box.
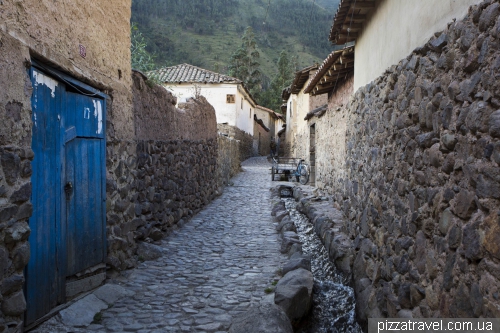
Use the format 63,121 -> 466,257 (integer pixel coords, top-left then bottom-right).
25,62 -> 107,325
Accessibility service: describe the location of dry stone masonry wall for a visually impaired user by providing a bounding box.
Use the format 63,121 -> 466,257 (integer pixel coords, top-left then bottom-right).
319,1 -> 500,324
105,72 -> 224,270
217,123 -> 254,161
217,134 -> 241,188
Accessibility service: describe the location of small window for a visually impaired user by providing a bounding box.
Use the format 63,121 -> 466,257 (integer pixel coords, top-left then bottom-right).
249,108 -> 252,118
226,94 -> 235,103
241,98 -> 244,109
289,101 -> 293,117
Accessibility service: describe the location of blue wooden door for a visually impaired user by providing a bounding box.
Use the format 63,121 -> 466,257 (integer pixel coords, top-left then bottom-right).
25,65 -> 107,325
25,68 -> 66,325
64,93 -> 106,276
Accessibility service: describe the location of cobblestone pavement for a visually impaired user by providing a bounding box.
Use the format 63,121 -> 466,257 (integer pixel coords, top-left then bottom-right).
34,157 -> 287,333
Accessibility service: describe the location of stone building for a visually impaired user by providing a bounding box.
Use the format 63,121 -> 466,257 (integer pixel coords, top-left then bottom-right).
282,65 -> 328,184
0,1 -> 235,330
152,63 -> 256,161
300,0 -> 500,326
254,105 -> 280,156
282,65 -> 328,158
0,0 -> 132,329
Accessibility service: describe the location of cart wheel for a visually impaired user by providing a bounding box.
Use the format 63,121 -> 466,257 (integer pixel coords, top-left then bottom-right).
299,164 -> 310,185
271,166 -> 275,181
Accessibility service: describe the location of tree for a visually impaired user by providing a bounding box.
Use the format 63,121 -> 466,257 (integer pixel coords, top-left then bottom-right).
260,50 -> 296,112
131,23 -> 157,72
228,27 -> 262,99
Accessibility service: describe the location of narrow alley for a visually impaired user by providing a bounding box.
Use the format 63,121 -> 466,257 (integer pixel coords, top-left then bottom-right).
34,157 -> 287,333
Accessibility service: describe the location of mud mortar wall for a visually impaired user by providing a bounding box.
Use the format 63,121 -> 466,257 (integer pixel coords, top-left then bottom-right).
105,72 -> 220,270
0,31 -> 34,332
1,0 -> 134,140
217,135 -> 241,188
217,123 -> 254,161
325,1 -> 500,323
0,1 -> 133,327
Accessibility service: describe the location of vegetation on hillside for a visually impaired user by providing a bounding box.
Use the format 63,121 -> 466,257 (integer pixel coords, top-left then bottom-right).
131,0 -> 339,109
228,27 -> 262,99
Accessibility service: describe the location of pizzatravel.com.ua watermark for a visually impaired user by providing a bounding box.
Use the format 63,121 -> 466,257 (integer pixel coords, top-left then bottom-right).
368,319 -> 500,333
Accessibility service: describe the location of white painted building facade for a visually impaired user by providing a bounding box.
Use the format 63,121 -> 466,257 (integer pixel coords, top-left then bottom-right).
151,64 -> 256,135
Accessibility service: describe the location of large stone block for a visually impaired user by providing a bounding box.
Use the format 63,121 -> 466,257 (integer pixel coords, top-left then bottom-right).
0,151 -> 20,185
274,268 -> 313,322
1,290 -> 26,316
9,182 -> 31,203
452,189 -> 476,219
229,304 -> 293,333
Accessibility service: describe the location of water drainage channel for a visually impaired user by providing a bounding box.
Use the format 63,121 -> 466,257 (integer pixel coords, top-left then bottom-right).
283,198 -> 362,333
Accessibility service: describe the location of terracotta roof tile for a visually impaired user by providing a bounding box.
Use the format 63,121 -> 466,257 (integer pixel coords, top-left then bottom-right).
150,63 -> 241,84
304,46 -> 354,95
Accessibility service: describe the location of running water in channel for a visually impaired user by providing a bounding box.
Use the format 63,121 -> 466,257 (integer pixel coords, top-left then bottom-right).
283,198 -> 362,333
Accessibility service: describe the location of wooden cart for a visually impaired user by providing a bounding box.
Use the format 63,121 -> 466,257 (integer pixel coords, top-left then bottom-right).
271,157 -> 301,182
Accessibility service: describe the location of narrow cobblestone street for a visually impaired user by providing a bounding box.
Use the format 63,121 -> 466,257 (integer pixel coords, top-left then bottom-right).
34,157 -> 287,333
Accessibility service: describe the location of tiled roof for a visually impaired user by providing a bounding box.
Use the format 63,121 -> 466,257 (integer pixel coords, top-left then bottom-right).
304,104 -> 328,121
256,105 -> 285,120
253,114 -> 270,132
304,46 -> 354,96
273,112 -> 285,121
150,63 -> 242,84
256,105 -> 274,113
329,0 -> 376,45
290,64 -> 318,94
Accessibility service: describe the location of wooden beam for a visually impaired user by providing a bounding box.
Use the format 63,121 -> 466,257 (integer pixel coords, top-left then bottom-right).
339,31 -> 359,38
335,36 -> 358,44
344,14 -> 367,21
342,23 -> 363,30
340,57 -> 354,65
324,69 -> 353,79
351,2 -> 375,9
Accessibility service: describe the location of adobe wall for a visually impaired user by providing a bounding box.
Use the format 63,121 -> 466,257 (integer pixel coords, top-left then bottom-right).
0,31 -> 34,332
323,1 -> 500,324
105,72 -> 220,270
0,0 -> 132,326
1,0 -> 133,140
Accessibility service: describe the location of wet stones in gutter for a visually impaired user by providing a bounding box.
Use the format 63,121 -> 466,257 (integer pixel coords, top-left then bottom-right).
270,185 -> 314,327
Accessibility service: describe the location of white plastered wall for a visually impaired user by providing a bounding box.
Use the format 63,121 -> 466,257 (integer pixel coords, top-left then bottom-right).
354,0 -> 483,91
163,83 -> 254,135
235,88 -> 255,135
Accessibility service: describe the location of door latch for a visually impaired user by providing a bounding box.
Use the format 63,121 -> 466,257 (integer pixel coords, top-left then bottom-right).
64,182 -> 73,200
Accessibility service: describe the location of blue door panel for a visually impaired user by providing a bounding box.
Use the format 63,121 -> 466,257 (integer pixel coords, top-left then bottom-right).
65,138 -> 105,276
65,92 -> 105,139
25,66 -> 106,325
26,68 -> 65,325
64,91 -> 106,276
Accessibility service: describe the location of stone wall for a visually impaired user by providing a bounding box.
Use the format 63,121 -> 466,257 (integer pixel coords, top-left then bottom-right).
105,72 -> 220,270
1,0 -> 134,327
253,122 -> 271,156
321,2 -> 500,324
1,0 -> 133,140
217,123 -> 254,161
0,32 -> 34,331
217,134 -> 241,188
307,75 -> 354,192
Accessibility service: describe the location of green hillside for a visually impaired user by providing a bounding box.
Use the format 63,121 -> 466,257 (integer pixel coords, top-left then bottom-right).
131,0 -> 339,79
